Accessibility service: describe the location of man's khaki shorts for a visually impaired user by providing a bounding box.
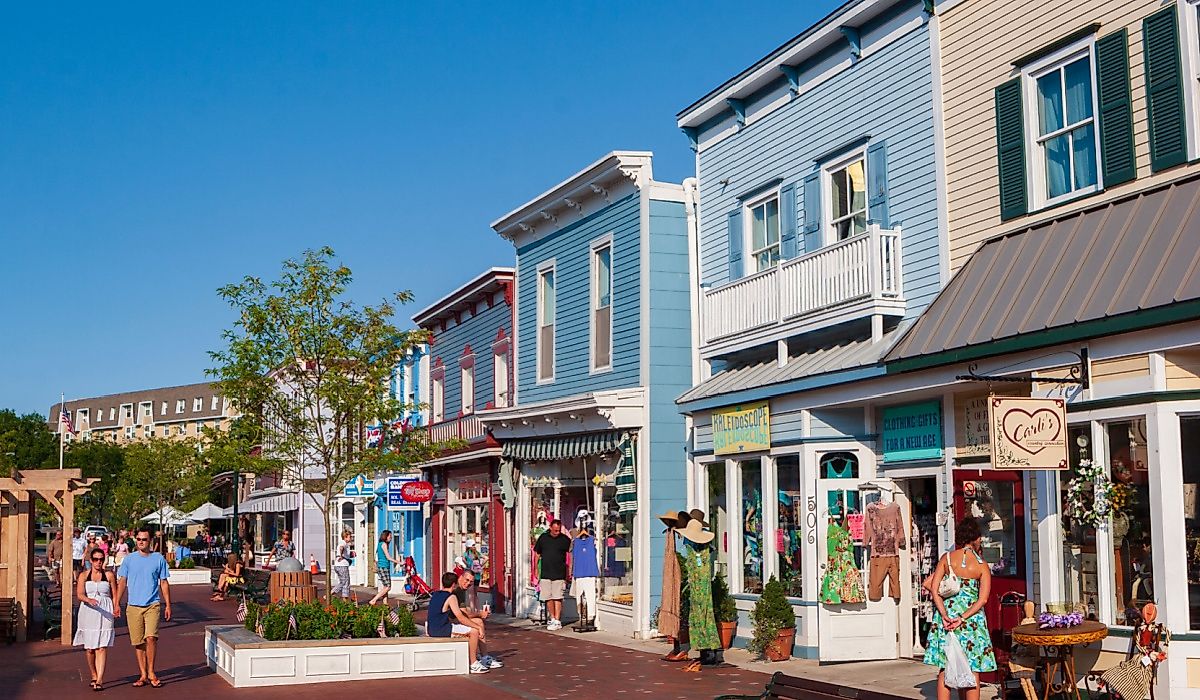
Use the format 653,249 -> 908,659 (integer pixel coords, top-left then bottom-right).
126,603 -> 161,646
539,578 -> 566,602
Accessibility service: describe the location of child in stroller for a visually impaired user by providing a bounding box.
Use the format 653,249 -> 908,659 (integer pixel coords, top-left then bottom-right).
402,556 -> 433,611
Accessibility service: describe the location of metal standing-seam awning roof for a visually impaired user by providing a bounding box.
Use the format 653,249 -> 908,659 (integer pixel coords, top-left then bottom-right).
501,430 -> 627,461
886,172 -> 1200,370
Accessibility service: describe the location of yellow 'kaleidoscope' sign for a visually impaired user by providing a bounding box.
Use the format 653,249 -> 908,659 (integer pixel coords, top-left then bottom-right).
712,401 -> 771,455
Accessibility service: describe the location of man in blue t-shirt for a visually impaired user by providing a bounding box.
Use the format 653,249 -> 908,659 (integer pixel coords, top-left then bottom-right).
116,527 -> 172,688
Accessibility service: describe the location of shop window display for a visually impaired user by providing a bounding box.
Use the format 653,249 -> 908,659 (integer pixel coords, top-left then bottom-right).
529,485 -> 553,585
965,481 -> 1018,577
776,456 -> 803,597
741,459 -> 763,594
708,464 -> 729,580
1062,424 -> 1100,618
1107,420 -> 1150,623
1182,416 -> 1200,630
599,487 -> 634,606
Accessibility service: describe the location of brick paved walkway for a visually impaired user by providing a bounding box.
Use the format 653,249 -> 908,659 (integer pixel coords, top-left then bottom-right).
0,581 -> 768,699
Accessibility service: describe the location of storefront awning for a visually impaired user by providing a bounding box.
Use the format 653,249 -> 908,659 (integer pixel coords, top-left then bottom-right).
501,430 -> 626,461
232,489 -> 299,514
887,172 -> 1200,371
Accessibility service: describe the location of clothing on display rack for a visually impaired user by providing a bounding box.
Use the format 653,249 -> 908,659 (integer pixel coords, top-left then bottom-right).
864,501 -> 905,557
820,521 -> 865,604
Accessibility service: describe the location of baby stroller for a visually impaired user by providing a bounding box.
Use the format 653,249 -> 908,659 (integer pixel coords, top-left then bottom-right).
402,556 -> 433,612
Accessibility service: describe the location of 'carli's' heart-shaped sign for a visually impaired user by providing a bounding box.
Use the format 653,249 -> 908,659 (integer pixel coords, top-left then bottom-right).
1002,408 -> 1062,455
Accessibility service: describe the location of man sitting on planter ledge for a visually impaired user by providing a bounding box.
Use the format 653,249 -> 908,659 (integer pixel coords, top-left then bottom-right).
427,572 -> 496,674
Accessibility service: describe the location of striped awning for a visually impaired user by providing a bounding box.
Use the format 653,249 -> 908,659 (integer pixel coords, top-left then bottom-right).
501,430 -> 626,462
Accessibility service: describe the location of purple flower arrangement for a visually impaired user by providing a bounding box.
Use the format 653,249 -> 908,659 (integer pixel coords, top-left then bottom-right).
1037,611 -> 1084,629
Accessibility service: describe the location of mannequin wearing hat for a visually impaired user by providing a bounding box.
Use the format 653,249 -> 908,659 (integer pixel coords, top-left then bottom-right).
656,511 -> 687,662
675,511 -> 721,671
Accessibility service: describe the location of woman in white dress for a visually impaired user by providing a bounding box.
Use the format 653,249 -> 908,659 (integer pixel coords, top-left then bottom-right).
74,547 -> 119,691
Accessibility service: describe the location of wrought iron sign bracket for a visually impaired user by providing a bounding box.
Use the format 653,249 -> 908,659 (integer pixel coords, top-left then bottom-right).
954,348 -> 1089,391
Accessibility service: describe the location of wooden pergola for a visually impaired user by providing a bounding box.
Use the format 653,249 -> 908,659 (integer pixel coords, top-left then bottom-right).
0,469 -> 97,644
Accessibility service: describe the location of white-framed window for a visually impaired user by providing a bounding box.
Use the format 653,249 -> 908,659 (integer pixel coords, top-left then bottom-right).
1178,0 -> 1200,160
77,408 -> 89,426
211,396 -> 220,411
536,261 -> 556,383
825,151 -> 868,242
175,399 -> 186,414
193,397 -> 203,412
493,342 -> 509,408
120,404 -> 133,421
744,192 -> 781,272
144,425 -> 153,437
590,237 -> 613,372
109,407 -> 116,421
140,402 -> 153,420
160,401 -> 168,416
124,426 -> 134,439
431,368 -> 445,423
1022,38 -> 1101,209
460,360 -> 475,415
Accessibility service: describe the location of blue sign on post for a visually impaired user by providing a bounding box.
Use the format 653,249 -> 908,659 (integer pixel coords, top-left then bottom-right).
881,400 -> 943,463
387,475 -> 420,512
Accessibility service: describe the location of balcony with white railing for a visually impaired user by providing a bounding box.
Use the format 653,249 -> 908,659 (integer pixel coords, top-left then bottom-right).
701,225 -> 904,357
427,413 -> 487,446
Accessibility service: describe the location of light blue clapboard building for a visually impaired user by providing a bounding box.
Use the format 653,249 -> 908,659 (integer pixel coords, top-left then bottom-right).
675,0 -> 951,662
479,152 -> 696,638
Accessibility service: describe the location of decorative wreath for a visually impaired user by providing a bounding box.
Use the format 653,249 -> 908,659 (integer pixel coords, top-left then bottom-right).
1066,459 -> 1135,529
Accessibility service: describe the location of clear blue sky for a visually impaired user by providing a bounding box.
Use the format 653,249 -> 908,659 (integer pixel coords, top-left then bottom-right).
0,1 -> 839,416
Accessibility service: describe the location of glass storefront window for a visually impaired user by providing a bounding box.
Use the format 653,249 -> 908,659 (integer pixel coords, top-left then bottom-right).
447,504 -> 489,588
708,464 -> 729,580
741,459 -> 764,594
1108,419 -> 1151,623
776,456 -> 803,597
965,480 -> 1019,577
1182,416 -> 1200,630
599,486 -> 634,606
1062,424 -> 1100,618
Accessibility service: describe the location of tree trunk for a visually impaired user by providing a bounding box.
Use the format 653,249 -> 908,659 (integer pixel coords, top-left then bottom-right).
320,487 -> 334,601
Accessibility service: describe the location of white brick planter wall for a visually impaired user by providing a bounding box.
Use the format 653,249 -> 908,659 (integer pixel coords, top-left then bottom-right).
168,567 -> 212,585
204,625 -> 470,687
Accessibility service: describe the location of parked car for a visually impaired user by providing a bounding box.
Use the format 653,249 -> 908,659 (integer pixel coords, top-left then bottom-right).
83,525 -> 109,539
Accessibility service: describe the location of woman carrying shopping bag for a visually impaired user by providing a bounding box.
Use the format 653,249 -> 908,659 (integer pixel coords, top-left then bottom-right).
924,517 -> 996,700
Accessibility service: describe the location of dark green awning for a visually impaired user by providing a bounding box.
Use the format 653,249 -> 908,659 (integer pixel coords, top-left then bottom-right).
501,430 -> 626,462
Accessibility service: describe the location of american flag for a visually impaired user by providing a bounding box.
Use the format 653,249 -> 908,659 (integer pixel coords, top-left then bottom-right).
388,607 -> 399,625
236,597 -> 247,623
376,616 -> 387,638
287,613 -> 298,638
255,618 -> 265,637
59,409 -> 75,434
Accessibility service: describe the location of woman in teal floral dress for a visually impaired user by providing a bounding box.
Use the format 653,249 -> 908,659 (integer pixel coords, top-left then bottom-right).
924,518 -> 995,700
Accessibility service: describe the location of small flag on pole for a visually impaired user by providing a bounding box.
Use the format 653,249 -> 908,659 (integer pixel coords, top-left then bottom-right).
60,409 -> 75,434
377,616 -> 387,638
236,597 -> 247,622
388,607 -> 400,625
255,619 -> 265,637
287,613 -> 298,639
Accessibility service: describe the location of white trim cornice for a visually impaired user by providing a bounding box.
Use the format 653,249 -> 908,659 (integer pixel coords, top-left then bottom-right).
478,387 -> 646,439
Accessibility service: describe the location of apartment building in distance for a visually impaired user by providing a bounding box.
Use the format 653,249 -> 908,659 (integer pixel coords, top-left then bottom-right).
49,381 -> 238,444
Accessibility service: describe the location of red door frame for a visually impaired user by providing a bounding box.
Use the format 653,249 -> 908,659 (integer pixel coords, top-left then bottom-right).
952,468 -> 1027,683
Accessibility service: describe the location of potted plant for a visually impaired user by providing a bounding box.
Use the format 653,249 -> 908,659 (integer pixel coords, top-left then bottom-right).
747,576 -> 795,661
713,573 -> 738,649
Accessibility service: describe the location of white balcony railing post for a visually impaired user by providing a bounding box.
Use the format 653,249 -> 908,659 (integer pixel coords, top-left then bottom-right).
868,224 -> 881,301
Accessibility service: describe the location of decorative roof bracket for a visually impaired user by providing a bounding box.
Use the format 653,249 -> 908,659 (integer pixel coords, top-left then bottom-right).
726,98 -> 746,126
779,64 -> 801,93
840,26 -> 862,58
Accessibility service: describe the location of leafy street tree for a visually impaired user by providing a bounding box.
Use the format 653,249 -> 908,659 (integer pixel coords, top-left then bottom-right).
120,437 -> 211,548
209,247 -> 445,597
63,440 -> 126,528
0,409 -> 57,471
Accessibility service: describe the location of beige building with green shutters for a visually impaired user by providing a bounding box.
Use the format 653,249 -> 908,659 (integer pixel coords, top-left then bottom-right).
874,1 -> 1200,697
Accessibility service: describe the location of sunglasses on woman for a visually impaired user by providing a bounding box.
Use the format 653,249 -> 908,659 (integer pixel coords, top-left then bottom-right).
91,557 -> 105,562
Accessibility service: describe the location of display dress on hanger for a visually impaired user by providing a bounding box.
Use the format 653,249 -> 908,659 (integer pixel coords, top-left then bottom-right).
820,521 -> 865,604
682,541 -> 719,650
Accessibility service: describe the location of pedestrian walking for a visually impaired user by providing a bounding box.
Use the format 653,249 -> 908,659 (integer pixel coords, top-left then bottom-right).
368,530 -> 400,605
75,547 -> 118,691
71,529 -> 86,575
333,530 -> 355,600
533,519 -> 571,630
113,537 -> 129,567
47,530 -> 64,583
115,527 -> 172,688
263,530 -> 295,569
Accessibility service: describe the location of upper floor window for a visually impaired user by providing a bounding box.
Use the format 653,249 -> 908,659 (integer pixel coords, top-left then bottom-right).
537,263 -> 556,382
746,194 -> 780,272
141,402 -> 152,418
176,399 -> 186,414
160,401 -> 168,415
109,407 -> 116,421
461,362 -> 475,415
1024,42 -> 1100,208
591,239 -> 613,372
432,368 -> 445,423
121,404 -> 133,421
827,154 -> 867,242
493,343 -> 509,408
211,396 -> 220,411
193,397 -> 203,412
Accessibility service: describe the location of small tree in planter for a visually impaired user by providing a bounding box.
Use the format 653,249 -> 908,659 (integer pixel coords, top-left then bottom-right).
747,576 -> 795,661
712,573 -> 738,649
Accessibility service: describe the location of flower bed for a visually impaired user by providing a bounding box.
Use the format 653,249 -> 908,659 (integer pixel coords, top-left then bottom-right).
244,598 -> 417,640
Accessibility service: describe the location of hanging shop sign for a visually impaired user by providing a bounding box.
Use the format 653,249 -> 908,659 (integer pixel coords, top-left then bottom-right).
387,475 -> 422,511
342,475 -> 375,497
880,400 -> 943,463
989,397 -> 1068,470
400,481 -> 434,503
712,401 -> 771,456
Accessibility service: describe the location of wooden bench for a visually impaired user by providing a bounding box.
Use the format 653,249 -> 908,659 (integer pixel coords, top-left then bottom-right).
38,587 -> 62,641
225,569 -> 271,605
717,672 -> 914,700
0,598 -> 17,644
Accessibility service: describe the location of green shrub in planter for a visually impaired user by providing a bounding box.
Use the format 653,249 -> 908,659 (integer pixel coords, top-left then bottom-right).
713,573 -> 737,623
245,598 -> 417,641
747,576 -> 794,657
176,557 -> 196,569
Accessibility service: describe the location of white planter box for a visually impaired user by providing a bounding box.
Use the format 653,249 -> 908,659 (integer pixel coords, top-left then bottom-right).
205,625 -> 469,687
169,567 -> 212,585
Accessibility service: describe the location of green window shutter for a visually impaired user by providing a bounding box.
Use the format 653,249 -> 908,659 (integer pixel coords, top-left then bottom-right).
779,183 -> 798,259
1143,5 -> 1188,172
1096,29 -> 1137,186
995,78 -> 1027,221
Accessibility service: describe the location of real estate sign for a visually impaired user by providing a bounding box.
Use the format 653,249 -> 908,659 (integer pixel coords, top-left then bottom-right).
713,401 -> 771,455
989,397 -> 1068,470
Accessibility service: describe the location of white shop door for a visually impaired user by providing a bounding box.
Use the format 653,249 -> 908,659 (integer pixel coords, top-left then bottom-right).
816,456 -> 899,662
